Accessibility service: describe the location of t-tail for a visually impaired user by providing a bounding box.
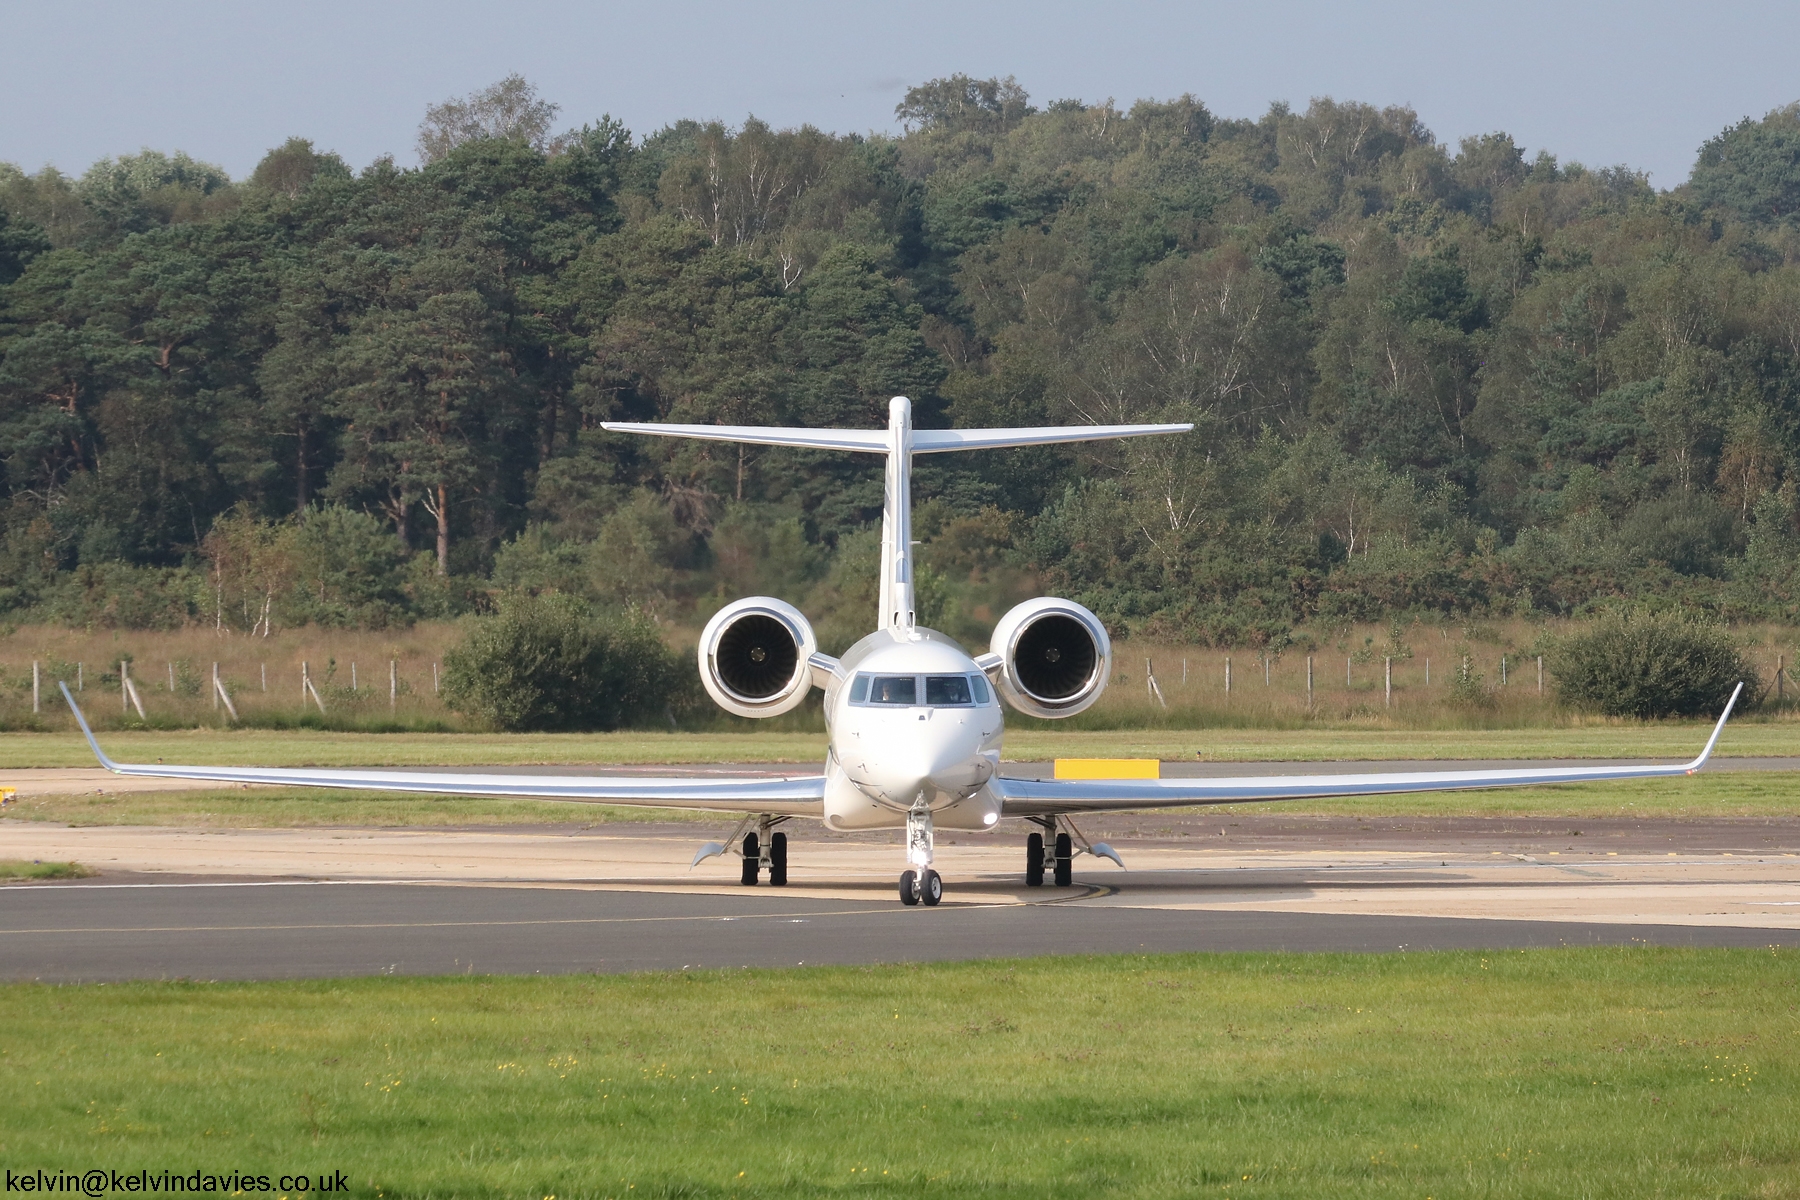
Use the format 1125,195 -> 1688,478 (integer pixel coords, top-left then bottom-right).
602,397 -> 1191,630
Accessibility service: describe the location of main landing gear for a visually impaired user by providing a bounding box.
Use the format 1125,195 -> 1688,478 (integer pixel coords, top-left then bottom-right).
1025,816 -> 1121,887
898,804 -> 942,906
688,814 -> 788,885
740,817 -> 788,886
1023,821 -> 1073,887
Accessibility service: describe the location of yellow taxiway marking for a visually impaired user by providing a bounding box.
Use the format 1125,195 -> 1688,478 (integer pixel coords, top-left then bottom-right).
1054,758 -> 1160,780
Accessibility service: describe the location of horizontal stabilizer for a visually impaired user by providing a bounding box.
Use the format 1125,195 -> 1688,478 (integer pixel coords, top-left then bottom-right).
600,421 -> 1193,454
599,423 -> 888,453
912,424 -> 1191,452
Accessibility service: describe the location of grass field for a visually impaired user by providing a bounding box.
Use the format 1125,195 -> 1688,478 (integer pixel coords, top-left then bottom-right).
3,770 -> 1799,828
0,950 -> 1794,1197
0,857 -> 90,879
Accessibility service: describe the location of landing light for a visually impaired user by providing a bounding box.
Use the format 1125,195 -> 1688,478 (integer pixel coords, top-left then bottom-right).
983,812 -> 997,825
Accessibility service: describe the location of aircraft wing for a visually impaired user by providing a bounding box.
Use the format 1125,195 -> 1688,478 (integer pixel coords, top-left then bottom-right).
58,685 -> 824,816
997,684 -> 1742,817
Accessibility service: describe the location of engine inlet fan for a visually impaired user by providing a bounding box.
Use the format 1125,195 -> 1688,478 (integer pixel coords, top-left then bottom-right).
1014,614 -> 1097,699
715,614 -> 800,699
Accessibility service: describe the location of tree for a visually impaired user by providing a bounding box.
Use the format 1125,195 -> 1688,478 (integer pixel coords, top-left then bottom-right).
248,138 -> 352,198
896,75 -> 1034,135
329,251 -> 514,574
417,75 -> 561,164
1551,609 -> 1756,718
441,592 -> 687,730
1688,103 -> 1800,228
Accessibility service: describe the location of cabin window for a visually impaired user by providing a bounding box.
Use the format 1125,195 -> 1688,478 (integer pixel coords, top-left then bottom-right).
866,675 -> 918,705
925,675 -> 973,705
848,674 -> 870,703
970,674 -> 991,705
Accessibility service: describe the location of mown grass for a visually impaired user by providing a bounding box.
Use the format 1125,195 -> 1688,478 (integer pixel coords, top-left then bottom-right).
0,787 -> 712,827
4,771 -> 1800,828
0,857 -> 91,879
4,716 -> 1798,771
1,951 -> 1795,1197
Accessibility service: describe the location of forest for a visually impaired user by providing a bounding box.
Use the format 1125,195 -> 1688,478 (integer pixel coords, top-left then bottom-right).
4,75 -> 1800,653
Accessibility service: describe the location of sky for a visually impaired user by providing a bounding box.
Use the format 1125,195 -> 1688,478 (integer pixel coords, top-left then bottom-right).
4,0 -> 1797,189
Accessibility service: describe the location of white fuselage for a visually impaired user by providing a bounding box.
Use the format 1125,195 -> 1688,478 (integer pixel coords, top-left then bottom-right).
820,627 -> 1006,832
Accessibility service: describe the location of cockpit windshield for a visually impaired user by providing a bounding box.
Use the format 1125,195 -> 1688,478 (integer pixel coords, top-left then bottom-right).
866,675 -> 917,705
925,675 -> 972,705
849,673 -> 989,707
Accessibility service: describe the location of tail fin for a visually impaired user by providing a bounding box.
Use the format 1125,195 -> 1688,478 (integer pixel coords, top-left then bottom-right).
605,398 -> 1192,631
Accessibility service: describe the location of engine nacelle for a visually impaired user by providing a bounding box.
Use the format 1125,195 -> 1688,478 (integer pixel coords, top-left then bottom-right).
698,597 -> 819,718
987,597 -> 1112,719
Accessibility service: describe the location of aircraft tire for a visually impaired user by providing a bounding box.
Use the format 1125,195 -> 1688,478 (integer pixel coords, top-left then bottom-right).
921,869 -> 943,906
769,831 -> 788,886
741,832 -> 760,886
1025,832 -> 1045,886
899,869 -> 920,905
1053,832 -> 1073,887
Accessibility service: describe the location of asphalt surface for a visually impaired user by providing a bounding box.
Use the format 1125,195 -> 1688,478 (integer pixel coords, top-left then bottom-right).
2,876 -> 1795,983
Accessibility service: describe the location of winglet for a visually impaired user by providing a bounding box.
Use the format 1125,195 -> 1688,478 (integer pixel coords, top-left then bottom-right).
58,682 -> 122,773
1684,681 -> 1744,772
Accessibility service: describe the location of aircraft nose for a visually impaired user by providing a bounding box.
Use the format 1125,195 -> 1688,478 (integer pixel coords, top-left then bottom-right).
855,736 -> 990,806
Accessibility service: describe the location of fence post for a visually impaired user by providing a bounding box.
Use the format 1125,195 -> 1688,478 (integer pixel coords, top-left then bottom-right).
261,662 -> 267,692
433,662 -> 439,695
213,665 -> 238,721
168,662 -> 175,694
1225,656 -> 1231,695
1264,657 -> 1270,686
1306,655 -> 1314,707
302,660 -> 308,703
390,659 -> 397,710
1501,655 -> 1508,686
1425,657 -> 1430,686
351,662 -> 357,692
120,662 -> 144,720
1384,656 -> 1391,708
77,662 -> 83,691
33,661 -> 40,713
1537,655 -> 1543,695
1780,655 -> 1786,703
1346,656 -> 1352,688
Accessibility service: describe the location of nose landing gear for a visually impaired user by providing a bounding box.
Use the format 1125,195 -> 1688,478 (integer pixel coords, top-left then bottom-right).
898,805 -> 943,905
899,868 -> 942,906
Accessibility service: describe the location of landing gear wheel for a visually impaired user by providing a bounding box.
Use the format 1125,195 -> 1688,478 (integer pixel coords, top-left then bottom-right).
921,869 -> 943,906
1025,832 -> 1045,887
741,832 -> 760,886
1053,831 -> 1074,887
768,831 -> 788,886
899,869 -> 920,905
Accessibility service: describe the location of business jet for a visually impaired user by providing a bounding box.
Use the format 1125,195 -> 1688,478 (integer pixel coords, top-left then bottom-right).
62,397 -> 1741,905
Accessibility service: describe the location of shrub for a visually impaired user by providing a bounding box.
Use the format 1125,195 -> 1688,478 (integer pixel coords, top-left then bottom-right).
441,593 -> 689,731
1550,609 -> 1756,718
